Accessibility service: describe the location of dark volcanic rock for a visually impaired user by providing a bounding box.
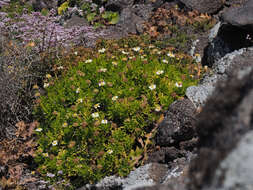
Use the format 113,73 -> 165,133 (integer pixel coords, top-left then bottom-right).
105,0 -> 134,12
188,65 -> 253,190
202,24 -> 253,67
202,0 -> 253,67
147,147 -> 184,164
179,0 -> 224,14
116,7 -> 143,34
27,0 -> 57,11
222,0 -> 253,32
116,4 -> 154,34
155,99 -> 197,147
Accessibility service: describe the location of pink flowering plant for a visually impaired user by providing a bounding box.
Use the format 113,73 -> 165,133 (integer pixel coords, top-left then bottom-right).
1,10 -> 101,53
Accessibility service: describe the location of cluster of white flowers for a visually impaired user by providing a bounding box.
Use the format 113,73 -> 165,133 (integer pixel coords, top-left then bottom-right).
98,48 -> 106,53
85,59 -> 93,63
132,47 -> 140,52
92,112 -> 99,118
101,119 -> 108,124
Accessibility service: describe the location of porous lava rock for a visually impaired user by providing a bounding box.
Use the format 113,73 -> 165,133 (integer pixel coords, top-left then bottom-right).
155,99 -> 197,147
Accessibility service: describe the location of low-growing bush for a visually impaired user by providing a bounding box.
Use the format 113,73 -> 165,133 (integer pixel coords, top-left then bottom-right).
34,42 -> 199,187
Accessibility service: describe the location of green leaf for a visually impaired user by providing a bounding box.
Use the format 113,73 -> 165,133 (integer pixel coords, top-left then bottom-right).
109,13 -> 119,25
87,12 -> 96,22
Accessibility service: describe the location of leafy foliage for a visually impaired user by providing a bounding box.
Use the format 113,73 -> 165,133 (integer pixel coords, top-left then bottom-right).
34,37 -> 199,187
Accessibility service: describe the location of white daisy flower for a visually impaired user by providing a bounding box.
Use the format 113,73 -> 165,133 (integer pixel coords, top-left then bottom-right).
77,98 -> 83,103
155,105 -> 161,112
43,83 -> 49,88
194,53 -> 201,63
76,88 -> 80,93
108,150 -> 113,154
52,140 -> 58,146
98,48 -> 106,53
112,96 -> 118,101
35,128 -> 43,132
46,74 -> 52,79
62,122 -> 68,127
74,51 -> 78,55
132,47 -> 140,52
112,61 -> 118,66
175,82 -> 183,88
149,84 -> 156,90
94,103 -> 100,109
101,119 -> 108,124
162,59 -> 168,64
99,68 -> 107,72
42,153 -> 49,157
85,59 -> 93,63
57,66 -> 64,70
156,70 -> 164,75
122,50 -> 129,55
92,112 -> 99,118
167,51 -> 175,58
98,80 -> 106,86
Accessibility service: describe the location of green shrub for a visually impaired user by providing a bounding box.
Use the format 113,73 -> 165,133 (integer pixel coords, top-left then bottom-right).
34,42 -> 198,187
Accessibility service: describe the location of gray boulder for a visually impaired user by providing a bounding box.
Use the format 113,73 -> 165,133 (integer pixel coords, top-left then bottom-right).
222,0 -> 253,32
205,131 -> 253,190
188,63 -> 253,190
116,5 -> 153,34
179,0 -> 224,14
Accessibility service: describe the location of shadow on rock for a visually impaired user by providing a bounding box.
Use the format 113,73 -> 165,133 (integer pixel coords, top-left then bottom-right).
188,65 -> 253,190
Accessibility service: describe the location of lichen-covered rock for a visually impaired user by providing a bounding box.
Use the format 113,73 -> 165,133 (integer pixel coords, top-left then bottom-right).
186,47 -> 253,107
79,163 -> 169,190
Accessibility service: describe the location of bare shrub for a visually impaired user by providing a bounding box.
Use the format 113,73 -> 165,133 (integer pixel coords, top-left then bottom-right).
0,9 -> 103,139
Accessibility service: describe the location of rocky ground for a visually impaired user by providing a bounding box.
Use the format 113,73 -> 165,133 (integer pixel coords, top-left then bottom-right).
1,0 -> 253,189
